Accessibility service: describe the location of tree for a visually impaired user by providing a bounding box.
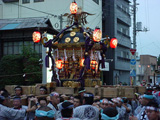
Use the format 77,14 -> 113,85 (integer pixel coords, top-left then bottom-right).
158,55 -> 160,66
0,55 -> 24,87
21,45 -> 42,85
0,45 -> 42,88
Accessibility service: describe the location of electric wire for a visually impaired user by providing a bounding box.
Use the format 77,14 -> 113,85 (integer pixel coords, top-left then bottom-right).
0,71 -> 42,78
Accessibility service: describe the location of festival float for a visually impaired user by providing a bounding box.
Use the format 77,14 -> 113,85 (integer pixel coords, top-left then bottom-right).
33,1 -> 118,88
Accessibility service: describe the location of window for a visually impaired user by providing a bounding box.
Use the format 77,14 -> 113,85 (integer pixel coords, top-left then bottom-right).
93,0 -> 99,5
34,0 -> 44,2
22,0 -> 30,4
151,65 -> 155,71
3,41 -> 42,55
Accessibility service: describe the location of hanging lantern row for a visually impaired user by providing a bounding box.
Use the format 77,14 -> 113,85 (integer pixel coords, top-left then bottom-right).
55,58 -> 98,70
70,1 -> 78,14
32,31 -> 41,43
32,31 -> 118,49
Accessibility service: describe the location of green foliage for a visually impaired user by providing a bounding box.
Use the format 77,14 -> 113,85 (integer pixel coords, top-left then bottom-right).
0,45 -> 42,87
0,55 -> 24,87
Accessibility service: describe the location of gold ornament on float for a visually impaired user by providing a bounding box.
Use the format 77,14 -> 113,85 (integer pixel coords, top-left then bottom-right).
70,32 -> 76,37
65,37 -> 71,43
73,37 -> 79,42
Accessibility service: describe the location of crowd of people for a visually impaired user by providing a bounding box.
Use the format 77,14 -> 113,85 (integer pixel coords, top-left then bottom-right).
0,85 -> 160,120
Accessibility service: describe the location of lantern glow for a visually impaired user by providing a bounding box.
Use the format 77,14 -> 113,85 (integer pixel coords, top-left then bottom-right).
80,58 -> 85,67
70,2 -> 78,14
110,38 -> 118,48
90,60 -> 98,70
93,28 -> 102,42
56,59 -> 64,69
32,31 -> 41,43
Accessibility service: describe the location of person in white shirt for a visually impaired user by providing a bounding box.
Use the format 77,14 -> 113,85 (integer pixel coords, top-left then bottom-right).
56,101 -> 80,120
47,92 -> 61,119
0,92 -> 27,120
73,92 -> 100,120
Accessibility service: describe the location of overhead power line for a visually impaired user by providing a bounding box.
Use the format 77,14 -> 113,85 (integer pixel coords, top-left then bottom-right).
11,3 -> 59,17
0,71 -> 42,78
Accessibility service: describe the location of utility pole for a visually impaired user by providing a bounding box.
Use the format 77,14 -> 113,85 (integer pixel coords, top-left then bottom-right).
132,0 -> 137,85
133,0 -> 136,50
132,0 -> 149,85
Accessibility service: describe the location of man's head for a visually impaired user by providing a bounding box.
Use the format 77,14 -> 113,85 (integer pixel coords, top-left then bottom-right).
83,92 -> 94,105
101,107 -> 119,120
116,97 -> 123,107
0,92 -> 10,106
141,93 -> 154,106
78,87 -> 86,97
73,95 -> 82,108
13,96 -> 22,109
60,101 -> 74,118
38,97 -> 47,107
35,106 -> 55,120
39,86 -> 47,95
0,88 -> 8,95
111,98 -> 119,107
100,99 -> 109,109
14,86 -> 22,96
146,101 -> 159,120
138,95 -> 143,105
50,92 -> 60,105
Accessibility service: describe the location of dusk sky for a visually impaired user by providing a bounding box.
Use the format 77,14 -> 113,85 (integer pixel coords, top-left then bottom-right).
134,0 -> 160,57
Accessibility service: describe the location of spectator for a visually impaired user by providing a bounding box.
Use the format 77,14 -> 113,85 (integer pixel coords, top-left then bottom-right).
13,96 -> 28,110
0,92 -> 27,120
0,88 -> 9,95
100,99 -> 109,110
78,87 -> 86,98
134,95 -> 143,116
122,97 -> 132,120
35,106 -> 55,120
26,95 -> 37,120
14,86 -> 23,97
153,86 -> 160,105
146,101 -> 160,120
47,92 -> 61,119
39,86 -> 48,95
101,107 -> 119,120
73,92 -> 99,120
38,97 -> 47,107
12,96 -> 28,120
116,97 -> 126,120
57,101 -> 80,120
131,93 -> 154,120
73,95 -> 82,108
131,93 -> 140,113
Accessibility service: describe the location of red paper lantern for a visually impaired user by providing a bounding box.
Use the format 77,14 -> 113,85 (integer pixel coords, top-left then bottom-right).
56,59 -> 64,69
110,38 -> 118,48
80,58 -> 85,67
93,28 -> 102,42
32,31 -> 41,43
90,60 -> 98,70
70,2 -> 78,14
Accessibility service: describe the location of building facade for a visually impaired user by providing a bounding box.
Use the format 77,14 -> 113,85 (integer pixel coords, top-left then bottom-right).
0,17 -> 58,58
136,55 -> 157,85
102,0 -> 131,85
0,0 -> 102,30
